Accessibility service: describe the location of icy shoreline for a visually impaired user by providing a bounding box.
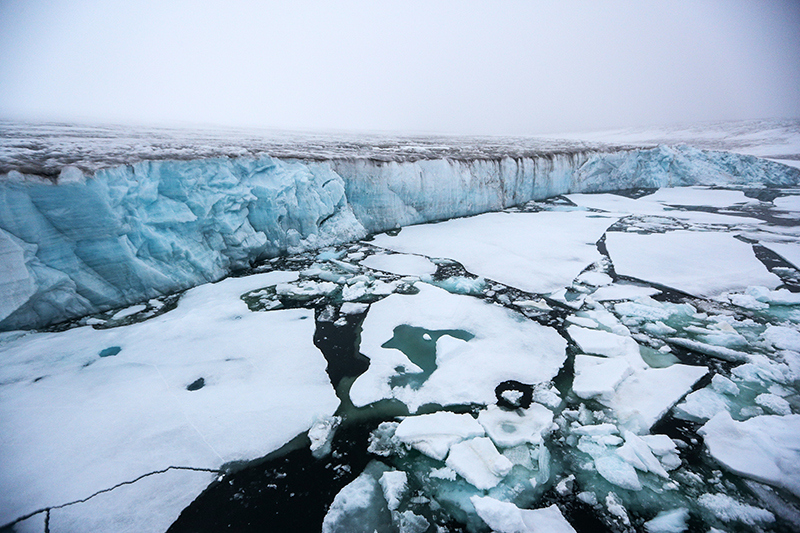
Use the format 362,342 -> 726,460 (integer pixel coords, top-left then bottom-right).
2,141 -> 798,331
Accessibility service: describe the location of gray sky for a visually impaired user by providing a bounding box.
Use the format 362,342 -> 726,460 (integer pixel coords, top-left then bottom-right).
1,0 -> 798,135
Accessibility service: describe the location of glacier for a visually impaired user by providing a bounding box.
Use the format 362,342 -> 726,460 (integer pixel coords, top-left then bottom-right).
1,140 -> 798,331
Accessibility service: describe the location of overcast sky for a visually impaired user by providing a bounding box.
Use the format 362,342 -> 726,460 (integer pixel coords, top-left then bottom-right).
1,0 -> 798,136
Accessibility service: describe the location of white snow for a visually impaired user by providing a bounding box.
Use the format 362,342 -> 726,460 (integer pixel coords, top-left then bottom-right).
605,230 -> 781,297
378,470 -> 408,511
699,412 -> 800,497
322,461 -> 392,533
760,242 -> 800,270
445,437 -> 513,490
393,412 -> 485,461
349,283 -> 567,411
471,497 -> 577,533
360,253 -> 437,277
0,271 -> 340,525
595,455 -> 642,491
371,211 -> 619,294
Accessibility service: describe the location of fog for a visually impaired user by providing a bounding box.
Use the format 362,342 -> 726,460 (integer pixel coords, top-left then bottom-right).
1,0 -> 798,135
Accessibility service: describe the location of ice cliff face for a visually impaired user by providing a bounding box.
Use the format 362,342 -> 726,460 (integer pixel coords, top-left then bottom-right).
1,144 -> 798,331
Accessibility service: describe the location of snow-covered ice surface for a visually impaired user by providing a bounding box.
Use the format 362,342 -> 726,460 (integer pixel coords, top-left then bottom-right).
0,271 -> 339,530
1,120 -> 800,533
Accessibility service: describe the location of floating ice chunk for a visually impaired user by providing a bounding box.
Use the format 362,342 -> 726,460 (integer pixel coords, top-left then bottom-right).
340,302 -> 369,315
350,284 -> 567,411
379,470 -> 408,511
567,326 -> 646,370
445,437 -> 513,490
699,412 -> 800,497
308,416 -> 341,459
644,321 -> 677,336
572,355 -> 634,401
577,271 -> 613,287
595,454 -> 642,491
666,337 -> 751,363
698,493 -> 775,525
604,364 -> 709,433
675,388 -> 730,422
755,393 -> 792,415
110,304 -> 146,320
477,403 -> 554,447
276,279 -> 338,298
646,187 -> 758,208
367,422 -> 400,457
430,275 -> 486,295
763,326 -> 800,351
605,231 -> 781,298
360,253 -> 436,277
640,434 -> 678,456
572,423 -> 619,437
322,461 -> 393,533
470,497 -> 577,533
711,374 -> 740,396
747,286 -> 800,305
614,297 -> 695,322
605,492 -> 630,525
616,431 -> 669,478
591,284 -> 660,302
371,211 -> 619,295
394,412 -> 485,461
394,510 -> 428,533
644,508 -> 689,533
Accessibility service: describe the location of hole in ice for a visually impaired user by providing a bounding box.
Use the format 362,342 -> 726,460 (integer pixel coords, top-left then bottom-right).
384,326 -> 473,390
98,346 -> 121,357
187,377 -> 205,391
495,380 -> 533,409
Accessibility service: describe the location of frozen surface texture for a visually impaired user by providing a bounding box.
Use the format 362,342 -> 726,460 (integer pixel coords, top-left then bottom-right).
1,122 -> 798,330
0,271 -> 339,525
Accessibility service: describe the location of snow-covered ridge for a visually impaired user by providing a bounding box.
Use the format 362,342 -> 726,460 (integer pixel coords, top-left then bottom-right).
1,140 -> 798,331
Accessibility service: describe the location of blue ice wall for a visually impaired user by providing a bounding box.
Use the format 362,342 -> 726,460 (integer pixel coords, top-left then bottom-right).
1,145 -> 798,330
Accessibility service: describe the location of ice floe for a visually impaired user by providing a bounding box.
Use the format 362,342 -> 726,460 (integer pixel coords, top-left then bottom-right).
699,412 -> 800,497
360,253 -> 437,277
471,496 -> 576,533
370,211 -> 619,294
0,271 -> 339,525
349,283 -> 566,411
605,230 -> 781,297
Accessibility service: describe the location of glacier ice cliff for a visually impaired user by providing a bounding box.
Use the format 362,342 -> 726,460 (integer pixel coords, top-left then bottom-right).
1,144 -> 798,331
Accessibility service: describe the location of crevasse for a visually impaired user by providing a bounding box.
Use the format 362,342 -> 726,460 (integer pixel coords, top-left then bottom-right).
0,145 -> 797,331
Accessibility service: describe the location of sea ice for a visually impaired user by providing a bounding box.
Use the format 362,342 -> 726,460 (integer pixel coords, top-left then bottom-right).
699,412 -> 800,497
697,493 -> 775,526
370,211 -> 619,294
349,284 -> 567,411
360,253 -> 437,277
604,364 -> 709,433
590,284 -> 661,302
760,241 -> 800,270
0,271 -> 339,525
605,230 -> 781,297
572,355 -> 634,401
445,437 -> 513,490
470,496 -> 577,533
643,508 -> 689,533
477,403 -> 555,447
393,412 -> 485,461
321,461 -> 393,533
567,325 -> 647,370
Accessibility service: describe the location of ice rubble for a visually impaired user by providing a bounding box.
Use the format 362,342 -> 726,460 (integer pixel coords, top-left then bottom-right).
0,271 -> 339,527
2,143 -> 797,331
349,283 -> 567,411
470,497 -> 576,533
